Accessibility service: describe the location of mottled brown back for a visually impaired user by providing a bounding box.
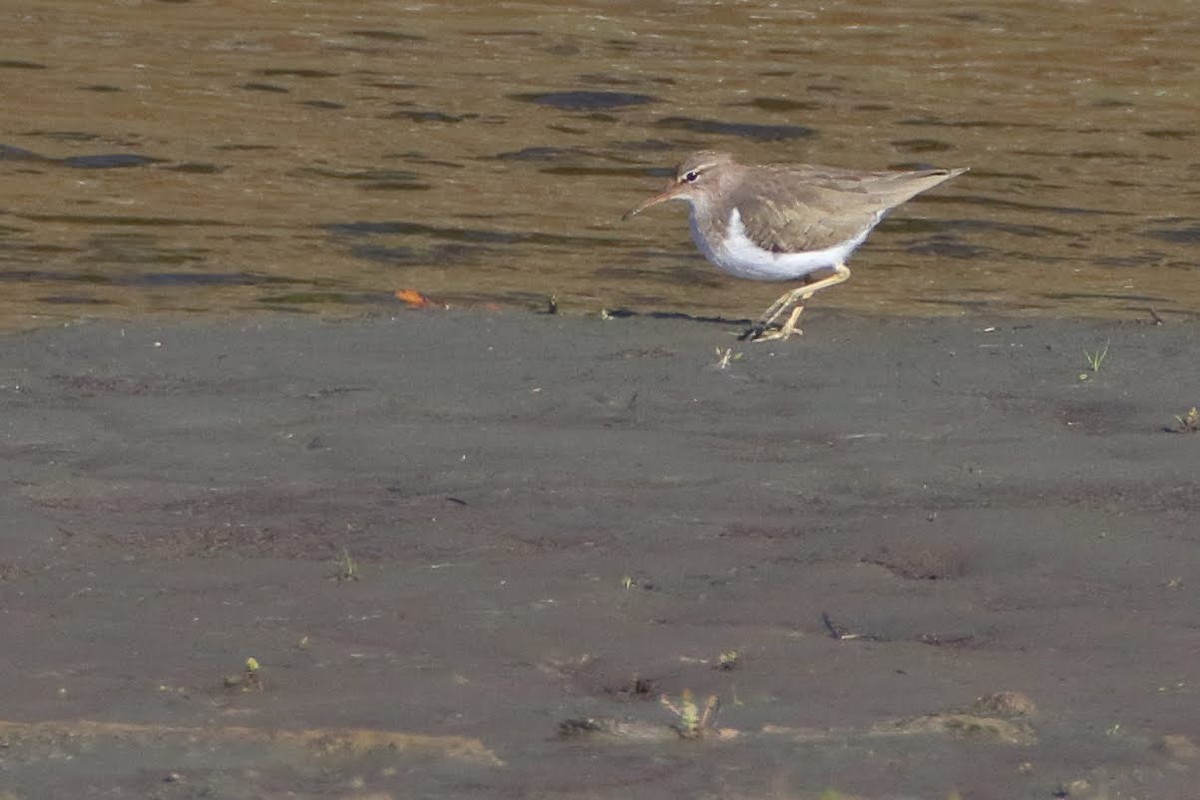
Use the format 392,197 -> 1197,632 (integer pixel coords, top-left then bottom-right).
730,164 -> 966,253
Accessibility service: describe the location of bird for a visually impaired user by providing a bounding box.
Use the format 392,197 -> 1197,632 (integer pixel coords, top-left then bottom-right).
622,150 -> 967,341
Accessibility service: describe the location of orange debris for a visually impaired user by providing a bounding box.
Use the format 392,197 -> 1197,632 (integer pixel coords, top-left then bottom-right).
395,288 -> 431,307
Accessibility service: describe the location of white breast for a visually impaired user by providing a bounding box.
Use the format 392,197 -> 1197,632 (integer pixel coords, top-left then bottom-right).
690,207 -> 878,282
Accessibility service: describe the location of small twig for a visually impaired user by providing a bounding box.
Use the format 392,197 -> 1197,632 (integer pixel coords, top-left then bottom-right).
821,611 -> 878,641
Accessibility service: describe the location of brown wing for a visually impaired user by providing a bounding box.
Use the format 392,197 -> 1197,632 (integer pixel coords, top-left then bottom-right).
731,165 -> 965,253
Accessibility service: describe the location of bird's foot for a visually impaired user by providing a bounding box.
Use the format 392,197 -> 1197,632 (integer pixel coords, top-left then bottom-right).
738,323 -> 803,342
737,323 -> 767,341
740,304 -> 806,342
748,325 -> 803,342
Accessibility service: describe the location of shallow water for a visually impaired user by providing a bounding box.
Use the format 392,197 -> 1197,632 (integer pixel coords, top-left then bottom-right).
2,0 -> 1197,329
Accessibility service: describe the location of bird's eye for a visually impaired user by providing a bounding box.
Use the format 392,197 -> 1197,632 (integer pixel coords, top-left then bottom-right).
682,170 -> 699,183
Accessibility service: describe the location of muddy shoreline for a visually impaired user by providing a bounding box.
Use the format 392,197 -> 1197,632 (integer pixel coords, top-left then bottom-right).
1,307 -> 1197,798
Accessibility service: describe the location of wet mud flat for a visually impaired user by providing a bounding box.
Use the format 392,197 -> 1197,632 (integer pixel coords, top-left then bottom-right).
0,308 -> 1198,799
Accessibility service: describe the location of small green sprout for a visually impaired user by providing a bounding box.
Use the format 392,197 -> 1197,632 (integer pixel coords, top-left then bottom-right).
1079,340 -> 1110,380
716,650 -> 741,671
333,549 -> 359,582
660,689 -> 718,739
714,347 -> 743,369
224,656 -> 263,691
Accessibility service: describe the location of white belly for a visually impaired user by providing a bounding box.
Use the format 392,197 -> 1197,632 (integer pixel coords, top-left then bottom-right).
690,207 -> 875,282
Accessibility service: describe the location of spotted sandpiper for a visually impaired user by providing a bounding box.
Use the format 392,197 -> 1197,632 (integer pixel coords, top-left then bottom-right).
623,151 -> 967,341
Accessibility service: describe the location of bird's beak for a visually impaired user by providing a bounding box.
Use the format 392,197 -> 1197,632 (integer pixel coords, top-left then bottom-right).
621,181 -> 684,221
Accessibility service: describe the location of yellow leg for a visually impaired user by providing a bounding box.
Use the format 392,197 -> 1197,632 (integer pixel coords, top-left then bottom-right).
740,263 -> 851,342
752,303 -> 808,342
